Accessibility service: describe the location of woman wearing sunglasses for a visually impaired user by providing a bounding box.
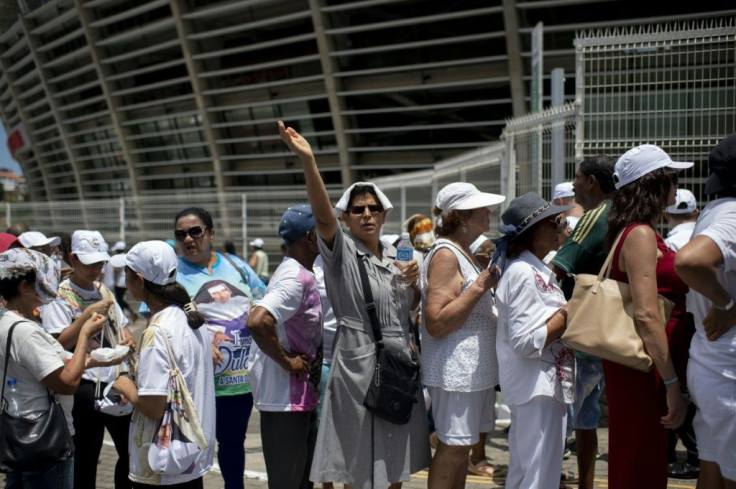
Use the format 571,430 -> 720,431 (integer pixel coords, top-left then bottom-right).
171,208 -> 266,489
494,192 -> 575,489
279,121 -> 431,489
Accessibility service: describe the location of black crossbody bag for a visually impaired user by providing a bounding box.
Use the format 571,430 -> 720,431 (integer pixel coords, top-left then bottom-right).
0,321 -> 74,473
356,253 -> 420,425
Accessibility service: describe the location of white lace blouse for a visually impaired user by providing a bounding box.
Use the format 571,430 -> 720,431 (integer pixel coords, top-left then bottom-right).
419,239 -> 499,392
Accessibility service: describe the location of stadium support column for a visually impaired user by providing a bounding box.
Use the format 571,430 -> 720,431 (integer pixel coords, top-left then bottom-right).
0,38 -> 53,203
74,0 -> 144,230
309,0 -> 358,186
20,18 -> 87,225
169,0 -> 231,237
502,0 -> 526,117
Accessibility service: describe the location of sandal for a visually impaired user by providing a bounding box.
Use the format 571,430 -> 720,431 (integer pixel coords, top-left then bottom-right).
468,459 -> 507,478
561,469 -> 579,484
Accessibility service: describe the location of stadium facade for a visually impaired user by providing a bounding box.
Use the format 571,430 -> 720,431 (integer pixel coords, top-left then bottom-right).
0,0 -> 733,202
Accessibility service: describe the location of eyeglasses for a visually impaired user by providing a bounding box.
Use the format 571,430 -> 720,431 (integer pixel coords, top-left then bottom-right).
348,205 -> 383,215
551,215 -> 567,231
174,225 -> 208,241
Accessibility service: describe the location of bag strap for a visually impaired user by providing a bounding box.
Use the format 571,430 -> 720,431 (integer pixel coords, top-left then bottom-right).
597,229 -> 626,282
1,320 -> 25,407
222,253 -> 250,290
355,252 -> 383,346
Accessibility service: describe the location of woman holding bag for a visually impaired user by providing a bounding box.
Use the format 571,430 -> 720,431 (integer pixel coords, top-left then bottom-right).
112,241 -> 216,488
0,248 -> 108,489
279,121 -> 430,489
604,144 -> 691,489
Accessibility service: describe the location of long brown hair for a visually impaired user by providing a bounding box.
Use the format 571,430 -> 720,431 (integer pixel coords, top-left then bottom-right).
607,168 -> 674,248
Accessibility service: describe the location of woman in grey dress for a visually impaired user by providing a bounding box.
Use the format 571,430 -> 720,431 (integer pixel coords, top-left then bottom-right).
279,121 -> 431,489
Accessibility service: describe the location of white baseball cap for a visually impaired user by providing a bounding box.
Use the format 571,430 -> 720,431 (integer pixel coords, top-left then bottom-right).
666,188 -> 698,214
249,238 -> 264,248
435,182 -> 505,212
112,241 -> 126,252
109,240 -> 178,286
552,182 -> 575,200
614,144 -> 693,189
18,231 -> 61,249
71,230 -> 110,264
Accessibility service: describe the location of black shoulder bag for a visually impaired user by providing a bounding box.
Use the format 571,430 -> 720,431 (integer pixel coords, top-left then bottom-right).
356,253 -> 420,425
0,321 -> 74,473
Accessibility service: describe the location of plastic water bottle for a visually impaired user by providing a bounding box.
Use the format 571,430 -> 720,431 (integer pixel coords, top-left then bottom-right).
6,379 -> 21,417
394,232 -> 414,290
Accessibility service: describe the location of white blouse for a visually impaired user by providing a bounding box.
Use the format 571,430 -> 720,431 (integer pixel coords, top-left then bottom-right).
420,239 -> 499,392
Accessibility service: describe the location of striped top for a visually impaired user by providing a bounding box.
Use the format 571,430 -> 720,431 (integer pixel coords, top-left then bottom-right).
551,199 -> 611,276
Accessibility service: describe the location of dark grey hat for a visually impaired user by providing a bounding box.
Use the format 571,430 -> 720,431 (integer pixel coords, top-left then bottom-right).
705,133 -> 736,195
500,191 -> 572,238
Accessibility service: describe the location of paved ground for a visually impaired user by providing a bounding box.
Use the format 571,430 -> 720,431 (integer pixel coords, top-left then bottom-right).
0,407 -> 698,488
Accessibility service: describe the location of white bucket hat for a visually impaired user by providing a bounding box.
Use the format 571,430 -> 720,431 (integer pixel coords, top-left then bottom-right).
435,182 -> 505,212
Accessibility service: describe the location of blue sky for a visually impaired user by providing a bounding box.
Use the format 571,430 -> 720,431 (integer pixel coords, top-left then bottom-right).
0,125 -> 23,175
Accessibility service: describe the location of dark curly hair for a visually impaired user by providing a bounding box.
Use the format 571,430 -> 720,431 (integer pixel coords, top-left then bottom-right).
607,167 -> 674,248
432,207 -> 473,237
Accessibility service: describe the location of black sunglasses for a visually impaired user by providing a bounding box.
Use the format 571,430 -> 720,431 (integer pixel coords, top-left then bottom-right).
348,204 -> 383,215
174,225 -> 208,241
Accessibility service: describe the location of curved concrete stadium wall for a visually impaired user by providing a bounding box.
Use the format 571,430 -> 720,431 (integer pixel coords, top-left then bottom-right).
0,0 -> 732,208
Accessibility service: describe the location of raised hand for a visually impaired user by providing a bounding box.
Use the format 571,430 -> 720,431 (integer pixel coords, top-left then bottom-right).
278,120 -> 314,161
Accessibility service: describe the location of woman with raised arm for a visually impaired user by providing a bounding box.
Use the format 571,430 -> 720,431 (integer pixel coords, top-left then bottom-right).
279,121 -> 431,489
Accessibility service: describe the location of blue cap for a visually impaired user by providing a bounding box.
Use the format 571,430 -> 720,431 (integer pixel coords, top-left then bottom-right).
279,205 -> 315,243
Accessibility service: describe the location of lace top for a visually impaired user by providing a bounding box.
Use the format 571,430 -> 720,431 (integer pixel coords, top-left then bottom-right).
419,238 -> 499,391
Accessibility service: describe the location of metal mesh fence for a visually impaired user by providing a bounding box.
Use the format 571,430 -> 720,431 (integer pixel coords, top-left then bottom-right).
502,104 -> 578,201
575,20 -> 736,205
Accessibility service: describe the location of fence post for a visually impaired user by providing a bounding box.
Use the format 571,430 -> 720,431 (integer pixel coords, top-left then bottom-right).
246,193 -> 248,259
5,203 -> 10,229
400,186 -> 406,229
551,68 -> 566,186
119,197 -> 125,244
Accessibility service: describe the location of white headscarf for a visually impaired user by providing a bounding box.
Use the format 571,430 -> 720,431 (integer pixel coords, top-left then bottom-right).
0,248 -> 60,304
335,182 -> 393,214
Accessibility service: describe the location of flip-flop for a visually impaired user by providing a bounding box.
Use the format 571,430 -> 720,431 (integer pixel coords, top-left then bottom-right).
561,469 -> 579,483
468,459 -> 507,478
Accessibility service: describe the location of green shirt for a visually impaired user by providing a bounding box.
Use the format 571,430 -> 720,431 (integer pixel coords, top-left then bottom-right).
551,200 -> 611,361
552,199 -> 611,278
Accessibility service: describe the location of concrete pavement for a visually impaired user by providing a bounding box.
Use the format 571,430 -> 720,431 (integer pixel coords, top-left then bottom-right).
91,409 -> 695,489
0,408 -> 698,488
